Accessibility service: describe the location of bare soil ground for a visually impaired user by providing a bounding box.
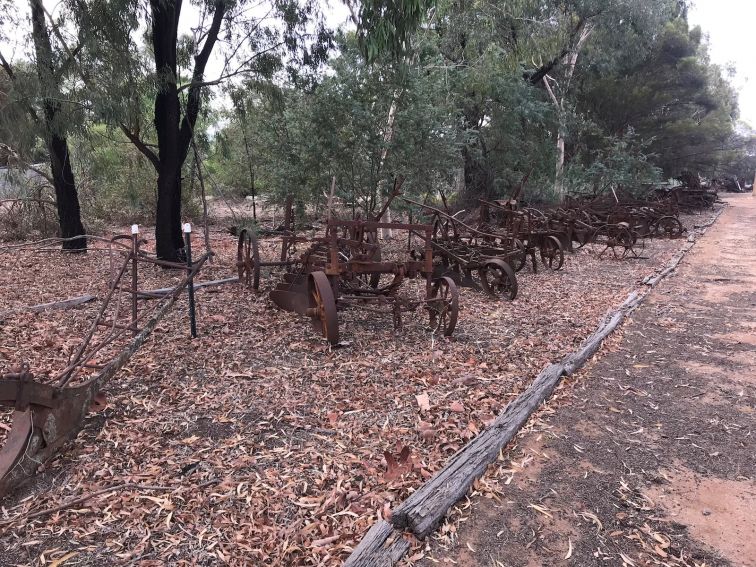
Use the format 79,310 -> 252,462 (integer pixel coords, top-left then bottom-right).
417,194 -> 755,567
0,206 -> 724,566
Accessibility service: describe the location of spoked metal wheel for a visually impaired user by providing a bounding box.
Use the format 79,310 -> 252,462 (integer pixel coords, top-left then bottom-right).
592,224 -> 635,259
428,276 -> 459,337
237,228 -> 261,289
628,233 -> 646,258
478,259 -> 518,300
511,239 -> 528,272
539,235 -> 564,271
652,216 -> 684,238
307,271 -> 339,345
432,214 -> 459,243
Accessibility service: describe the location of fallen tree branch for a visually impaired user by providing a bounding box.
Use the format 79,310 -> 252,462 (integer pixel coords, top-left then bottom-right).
138,277 -> 238,298
0,295 -> 96,319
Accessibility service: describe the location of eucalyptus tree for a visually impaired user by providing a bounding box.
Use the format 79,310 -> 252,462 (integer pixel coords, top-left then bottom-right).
0,0 -> 87,250
80,0 -> 332,260
212,32 -> 461,218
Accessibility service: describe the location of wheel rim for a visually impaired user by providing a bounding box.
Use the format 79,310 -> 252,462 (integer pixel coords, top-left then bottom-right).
237,229 -> 260,289
513,239 -> 527,272
308,272 -> 339,344
540,236 -> 564,271
429,276 -> 459,336
479,259 -> 517,300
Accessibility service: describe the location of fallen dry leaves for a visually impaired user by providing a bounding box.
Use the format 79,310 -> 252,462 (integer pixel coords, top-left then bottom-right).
0,212 -> 713,565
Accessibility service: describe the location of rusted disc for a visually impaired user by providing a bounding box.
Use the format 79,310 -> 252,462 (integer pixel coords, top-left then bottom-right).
479,259 -> 518,301
237,228 -> 261,289
0,410 -> 33,485
428,276 -> 459,337
308,271 -> 339,345
540,235 -> 564,271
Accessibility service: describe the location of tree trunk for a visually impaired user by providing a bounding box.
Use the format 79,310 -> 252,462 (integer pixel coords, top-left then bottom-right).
376,93 -> 399,236
155,167 -> 184,259
29,0 -> 86,251
543,23 -> 594,202
151,0 -> 184,260
146,0 -> 226,260
462,145 -> 494,200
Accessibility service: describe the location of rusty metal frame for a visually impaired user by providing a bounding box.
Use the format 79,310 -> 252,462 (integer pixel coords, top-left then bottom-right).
0,233 -> 210,497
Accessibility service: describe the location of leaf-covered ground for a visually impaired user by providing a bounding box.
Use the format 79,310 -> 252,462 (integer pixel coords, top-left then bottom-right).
416,196 -> 752,567
0,211 -> 717,566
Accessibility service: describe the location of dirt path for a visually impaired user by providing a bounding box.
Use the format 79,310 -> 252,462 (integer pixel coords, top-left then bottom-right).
419,194 -> 756,567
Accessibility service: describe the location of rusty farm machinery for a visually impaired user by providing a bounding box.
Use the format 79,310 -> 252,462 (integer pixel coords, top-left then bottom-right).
263,218 -> 459,345
0,227 -> 212,497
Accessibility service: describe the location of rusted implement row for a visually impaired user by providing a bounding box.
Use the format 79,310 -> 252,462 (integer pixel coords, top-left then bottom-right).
523,191 -> 688,259
402,198 -> 521,300
266,219 -> 459,345
0,232 -> 209,497
477,200 -> 566,270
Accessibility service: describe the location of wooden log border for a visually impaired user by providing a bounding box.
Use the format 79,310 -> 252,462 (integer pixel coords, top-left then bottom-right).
343,205 -> 726,565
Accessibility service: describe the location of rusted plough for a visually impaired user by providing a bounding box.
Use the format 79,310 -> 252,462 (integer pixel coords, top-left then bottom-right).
402,198 -> 521,300
267,218 -> 459,344
0,230 -> 209,497
477,200 -> 566,271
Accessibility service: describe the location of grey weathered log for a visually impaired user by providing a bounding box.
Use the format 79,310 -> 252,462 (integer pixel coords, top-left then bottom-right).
343,521 -> 409,567
390,363 -> 565,539
562,310 -> 624,375
0,294 -> 96,318
644,243 -> 693,287
137,277 -> 238,299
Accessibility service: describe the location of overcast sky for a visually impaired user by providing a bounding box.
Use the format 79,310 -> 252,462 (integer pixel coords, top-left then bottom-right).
689,0 -> 756,127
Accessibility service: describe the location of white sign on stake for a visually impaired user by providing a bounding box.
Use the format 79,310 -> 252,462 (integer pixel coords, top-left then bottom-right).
131,224 -> 139,234
183,223 -> 192,234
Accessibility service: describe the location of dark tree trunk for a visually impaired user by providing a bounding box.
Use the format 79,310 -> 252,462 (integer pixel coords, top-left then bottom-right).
151,0 -> 184,260
147,0 -> 226,260
48,133 -> 86,250
29,0 -> 86,251
462,145 -> 494,200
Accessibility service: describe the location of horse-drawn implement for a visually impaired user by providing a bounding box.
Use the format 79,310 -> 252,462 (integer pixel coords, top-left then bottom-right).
1,229 -> 210,496
477,200 -> 566,271
263,219 -> 459,344
401,198 -> 521,300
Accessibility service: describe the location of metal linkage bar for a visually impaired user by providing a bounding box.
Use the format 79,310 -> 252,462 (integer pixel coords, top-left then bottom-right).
0,227 -> 213,498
